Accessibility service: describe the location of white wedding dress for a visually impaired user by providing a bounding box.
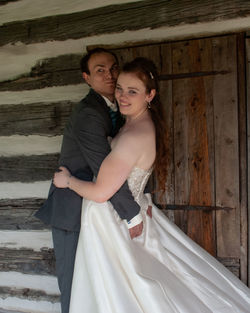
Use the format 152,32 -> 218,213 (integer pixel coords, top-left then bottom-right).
69,167 -> 250,313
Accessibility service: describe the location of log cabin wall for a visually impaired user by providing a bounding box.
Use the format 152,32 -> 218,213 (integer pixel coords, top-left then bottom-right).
246,32 -> 250,287
0,1 -> 250,312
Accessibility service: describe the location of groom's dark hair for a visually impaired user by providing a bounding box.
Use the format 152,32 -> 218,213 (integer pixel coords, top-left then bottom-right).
80,48 -> 118,74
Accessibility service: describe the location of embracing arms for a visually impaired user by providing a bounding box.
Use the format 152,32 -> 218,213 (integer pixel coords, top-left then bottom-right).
54,127 -> 145,237
54,133 -> 141,201
61,100 -> 143,237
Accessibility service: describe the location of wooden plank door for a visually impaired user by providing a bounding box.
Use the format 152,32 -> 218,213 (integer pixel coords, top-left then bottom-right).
112,33 -> 247,283
169,35 -> 245,282
246,35 -> 250,285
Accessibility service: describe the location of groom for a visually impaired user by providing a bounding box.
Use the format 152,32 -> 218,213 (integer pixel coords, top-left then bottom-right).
35,48 -> 143,313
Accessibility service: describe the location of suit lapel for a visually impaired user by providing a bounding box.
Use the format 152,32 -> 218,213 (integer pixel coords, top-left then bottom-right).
87,89 -> 112,129
113,110 -> 125,136
86,88 -> 125,137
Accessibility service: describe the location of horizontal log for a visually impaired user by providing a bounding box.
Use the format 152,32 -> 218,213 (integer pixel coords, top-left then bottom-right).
0,70 -> 232,92
0,248 -> 55,275
0,286 -> 59,303
0,101 -> 75,135
0,54 -> 83,91
0,154 -> 59,182
0,198 -> 49,230
0,0 -> 19,5
1,0 -> 250,47
0,37 -> 234,92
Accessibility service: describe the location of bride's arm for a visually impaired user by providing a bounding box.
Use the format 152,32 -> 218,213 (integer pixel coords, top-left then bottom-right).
53,133 -> 141,202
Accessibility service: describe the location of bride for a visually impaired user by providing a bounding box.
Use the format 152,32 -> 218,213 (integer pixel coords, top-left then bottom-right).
53,57 -> 250,312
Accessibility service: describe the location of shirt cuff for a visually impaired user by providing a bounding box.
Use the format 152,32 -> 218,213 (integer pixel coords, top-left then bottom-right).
126,213 -> 143,229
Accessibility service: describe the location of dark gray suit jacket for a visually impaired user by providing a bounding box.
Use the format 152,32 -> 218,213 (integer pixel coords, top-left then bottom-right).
35,89 -> 140,231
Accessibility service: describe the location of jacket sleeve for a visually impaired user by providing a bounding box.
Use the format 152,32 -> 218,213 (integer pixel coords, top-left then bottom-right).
73,107 -> 140,221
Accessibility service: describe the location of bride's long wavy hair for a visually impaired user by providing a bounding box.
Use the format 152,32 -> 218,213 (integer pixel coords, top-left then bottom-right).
121,57 -> 169,195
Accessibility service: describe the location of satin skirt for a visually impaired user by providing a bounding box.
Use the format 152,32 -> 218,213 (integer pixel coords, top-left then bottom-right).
69,196 -> 250,313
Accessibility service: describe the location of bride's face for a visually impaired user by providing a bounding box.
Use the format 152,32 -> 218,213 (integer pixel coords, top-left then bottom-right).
115,72 -> 153,118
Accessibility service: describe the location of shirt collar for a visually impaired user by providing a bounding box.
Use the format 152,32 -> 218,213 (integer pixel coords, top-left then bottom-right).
101,95 -> 118,112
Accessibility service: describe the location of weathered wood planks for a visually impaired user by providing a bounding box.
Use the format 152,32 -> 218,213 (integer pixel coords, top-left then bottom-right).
213,36 -> 241,260
0,55 -> 82,91
1,0 -> 250,47
0,47 -> 231,93
237,33 -> 248,284
0,154 -> 59,182
0,198 -> 49,230
217,257 -> 240,277
157,43 -> 174,221
0,286 -> 59,303
0,248 -> 55,275
172,38 -> 216,255
246,37 -> 250,285
0,101 -> 75,136
0,0 -> 19,5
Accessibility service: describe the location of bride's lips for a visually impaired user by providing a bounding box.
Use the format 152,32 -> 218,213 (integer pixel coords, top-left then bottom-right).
118,102 -> 131,108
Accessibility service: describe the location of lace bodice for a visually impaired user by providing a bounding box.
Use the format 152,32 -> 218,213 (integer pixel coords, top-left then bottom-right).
127,167 -> 152,211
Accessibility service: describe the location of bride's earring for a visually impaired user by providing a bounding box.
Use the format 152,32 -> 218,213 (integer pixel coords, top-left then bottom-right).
147,101 -> 151,109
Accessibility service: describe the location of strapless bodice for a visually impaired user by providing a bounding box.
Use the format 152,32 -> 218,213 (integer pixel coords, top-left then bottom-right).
127,167 -> 152,211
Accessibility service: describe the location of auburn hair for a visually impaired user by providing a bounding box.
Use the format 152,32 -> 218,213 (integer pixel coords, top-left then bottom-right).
122,57 -> 169,195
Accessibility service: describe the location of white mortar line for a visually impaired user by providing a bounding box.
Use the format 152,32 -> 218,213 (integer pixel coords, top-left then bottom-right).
0,84 -> 88,105
0,230 -> 53,251
0,135 -> 62,156
0,181 -> 51,199
0,297 -> 60,313
0,272 -> 59,294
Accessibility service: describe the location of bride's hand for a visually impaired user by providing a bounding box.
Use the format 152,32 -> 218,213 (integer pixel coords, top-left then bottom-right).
53,166 -> 71,188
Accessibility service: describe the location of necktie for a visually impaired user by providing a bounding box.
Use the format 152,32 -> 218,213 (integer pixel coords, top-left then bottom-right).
109,108 -> 119,137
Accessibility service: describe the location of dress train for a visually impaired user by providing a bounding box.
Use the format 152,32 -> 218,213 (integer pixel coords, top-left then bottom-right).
69,167 -> 250,313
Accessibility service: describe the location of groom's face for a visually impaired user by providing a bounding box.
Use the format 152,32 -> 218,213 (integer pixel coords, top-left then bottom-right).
83,52 -> 119,102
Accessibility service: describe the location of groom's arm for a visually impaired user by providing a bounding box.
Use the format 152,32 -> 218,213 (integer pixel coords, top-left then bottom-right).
73,106 -> 143,233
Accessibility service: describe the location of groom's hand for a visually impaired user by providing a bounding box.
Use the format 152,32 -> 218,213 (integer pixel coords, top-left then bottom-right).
146,205 -> 152,218
129,222 -> 143,239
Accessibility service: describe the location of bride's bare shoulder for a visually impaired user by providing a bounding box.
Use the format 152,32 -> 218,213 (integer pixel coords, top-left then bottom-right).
110,117 -> 155,168
130,116 -> 155,139
115,117 -> 155,148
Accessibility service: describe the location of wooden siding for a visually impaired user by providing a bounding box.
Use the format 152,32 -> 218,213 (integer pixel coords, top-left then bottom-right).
0,0 -> 20,6
246,36 -> 250,285
0,248 -> 55,275
213,36 -> 240,258
0,55 -> 82,91
0,101 -> 75,136
237,33 -> 248,282
1,0 -> 250,47
171,39 -> 216,256
0,154 -> 59,182
0,286 -> 59,304
0,198 -> 49,230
